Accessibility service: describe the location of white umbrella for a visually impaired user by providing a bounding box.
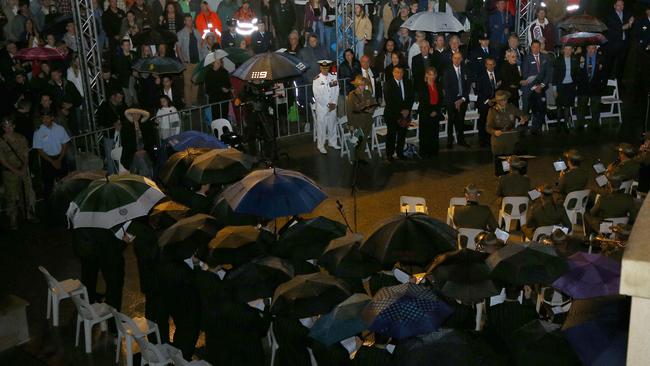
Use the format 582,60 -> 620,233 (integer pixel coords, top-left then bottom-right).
401,12 -> 465,33
204,50 -> 236,73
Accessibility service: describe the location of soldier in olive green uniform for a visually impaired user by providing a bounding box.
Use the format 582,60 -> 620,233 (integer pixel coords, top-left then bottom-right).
453,184 -> 498,231
346,75 -> 377,162
486,90 -> 529,176
522,184 -> 572,240
497,156 -> 531,197
0,119 -> 36,229
557,149 -> 589,195
585,175 -> 638,233
606,143 -> 640,182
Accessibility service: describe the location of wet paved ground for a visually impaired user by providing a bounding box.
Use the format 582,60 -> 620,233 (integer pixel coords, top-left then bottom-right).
0,91 -> 646,365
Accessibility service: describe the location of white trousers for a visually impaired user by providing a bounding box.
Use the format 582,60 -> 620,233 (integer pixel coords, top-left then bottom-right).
315,104 -> 338,149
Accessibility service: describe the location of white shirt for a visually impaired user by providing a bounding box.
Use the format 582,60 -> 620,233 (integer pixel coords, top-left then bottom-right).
67,68 -> 84,97
362,67 -> 375,93
33,123 -> 70,156
163,87 -> 173,101
407,42 -> 421,69
312,73 -> 339,107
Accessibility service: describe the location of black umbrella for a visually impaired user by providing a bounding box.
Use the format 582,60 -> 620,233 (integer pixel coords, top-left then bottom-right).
427,249 -> 500,304
318,233 -> 381,278
209,193 -> 260,227
52,170 -> 106,216
185,148 -> 255,185
274,216 -> 347,260
271,272 -> 351,318
508,320 -> 580,366
158,213 -> 221,258
206,225 -> 265,266
132,28 -> 178,46
393,329 -> 502,366
159,148 -> 212,187
149,199 -> 190,230
360,214 -> 457,268
132,56 -> 185,75
225,255 -> 294,302
486,242 -> 568,285
232,51 -> 308,81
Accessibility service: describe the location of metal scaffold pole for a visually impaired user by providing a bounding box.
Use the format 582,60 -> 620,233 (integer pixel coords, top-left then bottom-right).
72,0 -> 105,132
336,0 -> 355,66
515,0 -> 539,47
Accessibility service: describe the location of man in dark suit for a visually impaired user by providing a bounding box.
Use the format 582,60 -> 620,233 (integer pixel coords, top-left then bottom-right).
605,0 -> 634,85
221,19 -> 244,49
521,40 -> 552,134
474,57 -> 500,147
251,22 -> 273,54
441,35 -> 463,71
383,66 -> 414,161
468,33 -> 499,82
112,39 -> 137,106
431,34 -> 448,76
488,0 -> 514,49
552,45 -> 579,131
576,44 -> 606,129
411,40 -> 435,90
160,75 -> 185,109
443,52 -> 470,148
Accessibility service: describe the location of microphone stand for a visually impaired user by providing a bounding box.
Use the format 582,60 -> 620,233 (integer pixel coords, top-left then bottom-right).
350,159 -> 360,233
336,200 -> 354,234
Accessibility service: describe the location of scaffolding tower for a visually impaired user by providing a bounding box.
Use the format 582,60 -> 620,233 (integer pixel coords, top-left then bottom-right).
335,0 -> 355,65
515,0 -> 539,46
72,0 -> 105,131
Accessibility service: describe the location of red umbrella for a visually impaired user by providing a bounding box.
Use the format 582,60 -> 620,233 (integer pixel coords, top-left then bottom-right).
14,47 -> 66,61
558,15 -> 607,33
560,32 -> 608,46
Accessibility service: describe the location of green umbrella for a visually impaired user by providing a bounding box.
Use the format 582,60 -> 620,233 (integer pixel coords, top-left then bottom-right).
159,148 -> 211,187
222,47 -> 250,65
132,56 -> 185,75
67,174 -> 165,229
52,170 -> 106,216
185,148 -> 254,185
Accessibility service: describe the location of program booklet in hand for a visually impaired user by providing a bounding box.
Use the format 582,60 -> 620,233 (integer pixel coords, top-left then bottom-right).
593,162 -> 606,174
502,161 -> 510,172
528,189 -> 542,201
595,174 -> 609,187
553,160 -> 567,172
495,228 -> 510,242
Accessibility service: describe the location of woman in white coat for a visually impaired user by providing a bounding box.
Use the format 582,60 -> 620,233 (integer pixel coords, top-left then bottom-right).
155,95 -> 181,140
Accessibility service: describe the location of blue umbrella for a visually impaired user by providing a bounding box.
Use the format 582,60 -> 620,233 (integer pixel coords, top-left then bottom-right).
562,296 -> 629,366
164,131 -> 228,151
309,293 -> 371,346
221,168 -> 327,219
362,283 -> 453,340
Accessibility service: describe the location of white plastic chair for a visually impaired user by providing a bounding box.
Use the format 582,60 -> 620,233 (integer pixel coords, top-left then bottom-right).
112,310 -> 162,366
464,93 -> 479,134
620,180 -> 633,195
307,347 -> 319,366
536,287 -> 571,315
399,196 -> 428,214
475,302 -> 485,331
528,225 -> 555,241
498,197 -> 530,232
600,79 -> 623,124
38,266 -> 88,327
446,197 -> 467,226
563,189 -> 590,226
371,111 -> 387,156
170,347 -> 212,365
488,288 -> 523,307
210,118 -> 233,140
269,325 -> 279,366
457,228 -> 484,250
71,295 -> 113,353
133,336 -> 175,366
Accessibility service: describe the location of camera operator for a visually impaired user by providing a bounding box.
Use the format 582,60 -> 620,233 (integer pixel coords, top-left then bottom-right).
235,81 -> 275,158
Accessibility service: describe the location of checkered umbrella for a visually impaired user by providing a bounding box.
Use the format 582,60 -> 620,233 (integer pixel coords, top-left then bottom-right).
362,283 -> 453,339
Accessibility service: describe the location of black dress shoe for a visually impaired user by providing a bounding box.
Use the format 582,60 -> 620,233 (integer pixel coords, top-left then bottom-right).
386,156 -> 395,162
357,159 -> 369,166
446,144 -> 454,149
397,155 -> 408,160
458,142 -> 470,148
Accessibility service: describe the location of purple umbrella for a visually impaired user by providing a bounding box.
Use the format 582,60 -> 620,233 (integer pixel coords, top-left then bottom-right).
552,252 -> 620,299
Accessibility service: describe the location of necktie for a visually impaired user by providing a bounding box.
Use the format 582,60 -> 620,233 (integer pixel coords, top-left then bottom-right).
618,12 -> 625,40
456,67 -> 463,95
399,80 -> 404,99
535,55 -> 540,73
483,47 -> 488,55
588,58 -> 593,81
489,72 -> 496,90
364,70 -> 373,93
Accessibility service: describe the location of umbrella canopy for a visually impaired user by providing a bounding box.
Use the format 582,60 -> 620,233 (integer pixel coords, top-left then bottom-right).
360,214 -> 457,268
308,293 -> 371,346
427,249 -> 500,304
319,233 -> 381,278
508,320 -> 580,366
225,255 -> 294,302
192,50 -> 236,84
552,252 -> 620,300
207,225 -> 265,265
149,200 -> 190,230
164,131 -> 228,151
562,296 -> 630,366
185,148 -> 254,185
486,242 -> 568,285
362,283 -> 453,340
401,12 -> 465,33
271,272 -> 351,318
558,14 -> 607,33
132,56 -> 185,75
560,32 -> 607,45
222,47 -> 250,66
393,329 -> 501,366
52,170 -> 106,213
209,193 -> 259,227
67,174 -> 165,229
274,216 -> 347,260
158,213 -> 221,257
14,47 -> 66,61
132,28 -> 178,46
159,148 -> 212,187
221,168 -> 327,219
232,51 -> 308,81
